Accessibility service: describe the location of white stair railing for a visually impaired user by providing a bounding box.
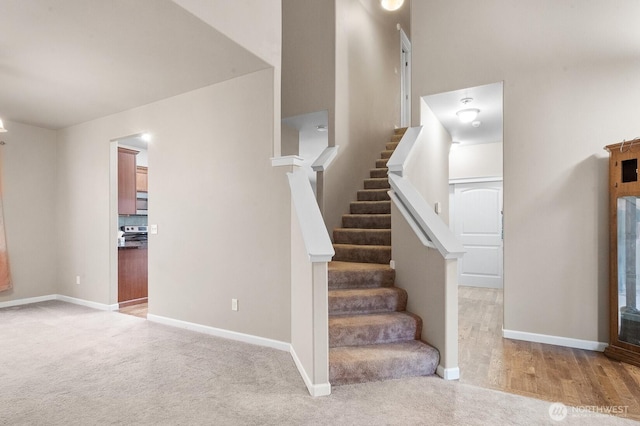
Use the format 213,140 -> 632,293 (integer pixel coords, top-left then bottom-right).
287,168 -> 334,396
386,126 -> 464,380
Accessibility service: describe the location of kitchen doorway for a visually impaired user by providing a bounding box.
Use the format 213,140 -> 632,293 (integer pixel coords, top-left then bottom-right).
110,133 -> 151,317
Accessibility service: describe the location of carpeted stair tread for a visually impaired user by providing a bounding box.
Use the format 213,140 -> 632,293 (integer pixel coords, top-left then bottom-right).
333,228 -> 391,246
390,134 -> 404,142
370,168 -> 389,178
328,261 -> 395,289
342,214 -> 391,229
329,340 -> 439,385
380,150 -> 394,159
386,142 -> 399,150
394,127 -> 408,135
357,189 -> 390,201
350,200 -> 391,214
329,312 -> 422,347
363,178 -> 390,190
375,159 -> 388,168
333,243 -> 392,264
329,287 -> 407,315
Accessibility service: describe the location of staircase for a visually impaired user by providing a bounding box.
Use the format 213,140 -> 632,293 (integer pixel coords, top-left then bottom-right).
328,128 -> 439,386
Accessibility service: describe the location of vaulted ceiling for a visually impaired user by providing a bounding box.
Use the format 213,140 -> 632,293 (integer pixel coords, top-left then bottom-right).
0,0 -> 268,130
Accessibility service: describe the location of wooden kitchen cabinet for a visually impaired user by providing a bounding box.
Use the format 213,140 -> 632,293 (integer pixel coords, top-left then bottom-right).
118,147 -> 138,215
118,247 -> 148,304
136,166 -> 148,192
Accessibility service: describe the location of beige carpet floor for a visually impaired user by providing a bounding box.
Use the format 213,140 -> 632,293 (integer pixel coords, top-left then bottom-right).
0,301 -> 634,425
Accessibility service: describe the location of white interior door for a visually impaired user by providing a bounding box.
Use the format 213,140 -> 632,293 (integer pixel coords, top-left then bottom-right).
400,29 -> 411,128
452,181 -> 503,288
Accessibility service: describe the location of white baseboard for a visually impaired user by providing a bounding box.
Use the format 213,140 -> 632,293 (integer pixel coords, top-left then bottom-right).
290,346 -> 331,397
56,295 -> 119,311
147,313 -> 290,352
0,294 -> 57,308
0,294 -> 118,311
502,328 -> 607,352
437,365 -> 460,380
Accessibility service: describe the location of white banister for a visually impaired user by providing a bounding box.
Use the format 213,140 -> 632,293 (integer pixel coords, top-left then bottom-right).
311,146 -> 339,172
287,168 -> 333,397
386,126 -> 422,176
288,169 -> 335,262
388,174 -> 464,259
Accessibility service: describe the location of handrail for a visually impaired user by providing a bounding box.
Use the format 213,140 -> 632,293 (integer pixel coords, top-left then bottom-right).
386,126 -> 422,176
311,146 -> 339,172
387,126 -> 465,259
287,169 -> 335,262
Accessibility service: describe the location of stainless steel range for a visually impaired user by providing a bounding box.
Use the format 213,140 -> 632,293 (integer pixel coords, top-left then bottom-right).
121,225 -> 148,243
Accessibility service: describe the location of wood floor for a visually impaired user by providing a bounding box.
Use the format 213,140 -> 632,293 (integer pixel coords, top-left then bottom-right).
118,302 -> 148,319
459,286 -> 640,421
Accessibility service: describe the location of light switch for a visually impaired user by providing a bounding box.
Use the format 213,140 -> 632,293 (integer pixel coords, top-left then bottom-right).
150,224 -> 158,234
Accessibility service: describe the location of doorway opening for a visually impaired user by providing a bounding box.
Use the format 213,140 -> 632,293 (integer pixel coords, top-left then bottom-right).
110,132 -> 151,318
400,29 -> 411,128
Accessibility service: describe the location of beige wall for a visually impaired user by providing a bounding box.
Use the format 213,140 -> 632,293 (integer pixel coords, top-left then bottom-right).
56,69 -> 291,342
324,0 -> 407,234
449,142 -> 503,180
412,0 -> 640,343
0,121 -> 58,302
405,101 -> 452,222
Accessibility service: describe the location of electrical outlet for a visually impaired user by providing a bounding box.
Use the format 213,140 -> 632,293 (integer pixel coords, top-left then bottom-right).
389,260 -> 396,270
231,299 -> 238,311
76,275 -> 81,285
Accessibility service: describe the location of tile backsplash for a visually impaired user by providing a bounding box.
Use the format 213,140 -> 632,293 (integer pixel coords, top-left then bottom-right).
118,215 -> 148,228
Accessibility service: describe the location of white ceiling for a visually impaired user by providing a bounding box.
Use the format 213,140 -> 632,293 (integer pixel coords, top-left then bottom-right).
422,82 -> 503,145
0,0 -> 268,130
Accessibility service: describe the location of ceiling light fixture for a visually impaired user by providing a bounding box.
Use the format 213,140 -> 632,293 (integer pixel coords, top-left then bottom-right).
0,119 -> 6,133
316,125 -> 328,132
141,133 -> 152,142
456,97 -> 480,123
381,0 -> 404,11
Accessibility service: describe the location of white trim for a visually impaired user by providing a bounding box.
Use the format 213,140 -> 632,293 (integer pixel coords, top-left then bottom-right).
271,155 -> 304,167
311,146 -> 339,172
399,28 -> 411,128
0,295 -> 57,308
147,313 -> 290,352
437,365 -> 460,380
290,346 -> 331,397
56,295 -> 119,311
449,176 -> 503,185
287,169 -> 335,262
0,294 -> 118,311
386,126 -> 422,176
389,173 -> 465,259
389,191 -> 434,248
502,329 -> 607,352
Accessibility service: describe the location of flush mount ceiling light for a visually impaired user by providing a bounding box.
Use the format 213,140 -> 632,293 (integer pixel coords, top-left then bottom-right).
0,119 -> 6,133
456,97 -> 480,123
381,0 -> 404,11
316,124 -> 328,132
141,133 -> 152,142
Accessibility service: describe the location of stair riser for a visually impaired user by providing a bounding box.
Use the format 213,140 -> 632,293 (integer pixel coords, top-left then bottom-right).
328,269 -> 395,289
329,289 -> 407,315
363,179 -> 390,190
370,168 -> 388,178
386,142 -> 399,150
333,245 -> 391,264
333,229 -> 391,246
342,215 -> 391,229
357,190 -> 390,202
350,201 -> 391,214
329,344 -> 439,386
380,150 -> 394,159
329,315 -> 421,347
375,159 -> 388,168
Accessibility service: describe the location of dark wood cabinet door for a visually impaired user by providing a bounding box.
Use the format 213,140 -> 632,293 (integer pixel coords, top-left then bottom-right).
118,248 -> 148,303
